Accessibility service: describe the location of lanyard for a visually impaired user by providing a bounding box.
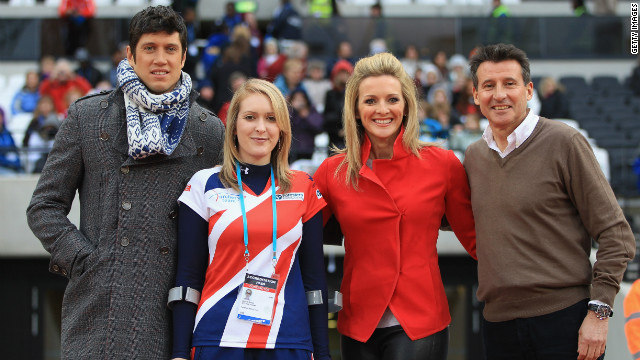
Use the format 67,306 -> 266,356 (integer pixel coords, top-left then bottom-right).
236,162 -> 278,271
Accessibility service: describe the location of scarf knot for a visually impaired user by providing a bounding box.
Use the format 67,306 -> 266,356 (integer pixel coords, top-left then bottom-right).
117,59 -> 192,159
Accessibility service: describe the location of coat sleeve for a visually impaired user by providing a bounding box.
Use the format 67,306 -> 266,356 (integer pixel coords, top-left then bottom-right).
26,100 -> 92,279
444,150 -> 477,260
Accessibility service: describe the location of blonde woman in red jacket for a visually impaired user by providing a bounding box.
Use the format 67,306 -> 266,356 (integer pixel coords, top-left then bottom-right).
314,52 -> 477,360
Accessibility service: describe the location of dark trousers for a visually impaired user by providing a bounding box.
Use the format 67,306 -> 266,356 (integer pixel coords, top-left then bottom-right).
482,299 -> 604,360
341,325 -> 449,360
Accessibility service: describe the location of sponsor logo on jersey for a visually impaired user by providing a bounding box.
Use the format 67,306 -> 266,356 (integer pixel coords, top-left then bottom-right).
209,189 -> 241,203
275,192 -> 304,201
316,189 -> 323,199
184,184 -> 191,192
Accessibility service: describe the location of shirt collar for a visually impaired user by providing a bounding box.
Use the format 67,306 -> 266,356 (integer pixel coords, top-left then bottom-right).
482,110 -> 539,157
360,126 -> 410,166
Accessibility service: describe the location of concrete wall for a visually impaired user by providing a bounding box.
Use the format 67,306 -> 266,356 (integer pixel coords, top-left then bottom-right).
0,175 -> 79,257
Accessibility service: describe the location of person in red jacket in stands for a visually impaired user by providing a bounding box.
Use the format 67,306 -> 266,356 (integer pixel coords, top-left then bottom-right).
314,52 -> 476,360
58,0 -> 95,56
40,58 -> 92,116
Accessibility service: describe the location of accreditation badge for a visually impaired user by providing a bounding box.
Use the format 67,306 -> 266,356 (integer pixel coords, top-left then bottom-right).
236,273 -> 278,326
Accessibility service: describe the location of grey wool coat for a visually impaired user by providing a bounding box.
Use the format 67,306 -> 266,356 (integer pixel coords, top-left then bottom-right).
26,88 -> 225,359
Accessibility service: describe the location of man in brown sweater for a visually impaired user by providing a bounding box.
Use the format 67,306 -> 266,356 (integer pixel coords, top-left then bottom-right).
463,43 -> 635,360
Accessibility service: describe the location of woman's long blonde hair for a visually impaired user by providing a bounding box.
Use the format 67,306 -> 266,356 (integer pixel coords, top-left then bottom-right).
219,78 -> 293,193
335,52 -> 431,189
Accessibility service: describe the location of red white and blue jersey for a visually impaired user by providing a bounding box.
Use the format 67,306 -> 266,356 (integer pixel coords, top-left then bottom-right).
177,166 -> 326,351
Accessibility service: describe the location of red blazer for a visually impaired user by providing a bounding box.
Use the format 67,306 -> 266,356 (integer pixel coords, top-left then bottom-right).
314,131 -> 476,342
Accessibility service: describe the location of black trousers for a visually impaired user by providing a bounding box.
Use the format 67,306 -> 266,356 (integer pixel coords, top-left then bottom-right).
341,325 -> 449,360
482,299 -> 605,360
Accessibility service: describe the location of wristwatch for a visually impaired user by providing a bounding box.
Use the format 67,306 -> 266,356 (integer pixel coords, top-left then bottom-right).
587,302 -> 613,320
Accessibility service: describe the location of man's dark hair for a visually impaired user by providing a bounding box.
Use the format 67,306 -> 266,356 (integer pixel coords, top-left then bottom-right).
128,5 -> 188,61
469,43 -> 531,89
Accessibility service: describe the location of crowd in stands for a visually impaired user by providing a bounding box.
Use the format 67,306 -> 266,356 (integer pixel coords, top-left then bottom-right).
0,0 -> 638,199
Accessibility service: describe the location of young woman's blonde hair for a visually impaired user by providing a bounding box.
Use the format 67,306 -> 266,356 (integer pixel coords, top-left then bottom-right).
219,78 -> 293,193
335,52 -> 432,189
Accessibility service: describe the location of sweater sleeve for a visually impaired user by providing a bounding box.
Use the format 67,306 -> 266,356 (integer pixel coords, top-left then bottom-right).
444,150 -> 477,260
565,133 -> 635,306
171,204 -> 209,359
299,212 -> 331,360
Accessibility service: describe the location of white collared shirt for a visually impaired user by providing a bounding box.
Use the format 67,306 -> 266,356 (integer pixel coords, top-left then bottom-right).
482,110 -> 540,158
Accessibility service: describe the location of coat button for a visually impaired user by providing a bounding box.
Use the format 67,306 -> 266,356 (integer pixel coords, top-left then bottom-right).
121,237 -> 130,247
52,264 -> 59,272
199,112 -> 207,121
120,166 -> 129,174
159,247 -> 170,255
100,132 -> 109,141
122,201 -> 132,210
61,268 -> 68,276
197,146 -> 204,155
168,210 -> 178,219
100,100 -> 108,108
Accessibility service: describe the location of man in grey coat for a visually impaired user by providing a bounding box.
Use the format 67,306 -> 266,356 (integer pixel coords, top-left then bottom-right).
26,6 -> 225,359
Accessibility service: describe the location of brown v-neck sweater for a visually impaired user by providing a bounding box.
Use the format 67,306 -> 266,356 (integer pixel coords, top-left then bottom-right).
464,117 -> 635,322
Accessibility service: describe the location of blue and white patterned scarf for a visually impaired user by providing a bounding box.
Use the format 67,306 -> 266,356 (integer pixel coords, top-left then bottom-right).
116,59 -> 191,159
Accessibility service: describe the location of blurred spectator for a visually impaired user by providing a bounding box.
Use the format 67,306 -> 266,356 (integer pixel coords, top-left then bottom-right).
302,59 -> 332,113
0,107 -> 22,174
538,77 -> 571,119
420,63 -> 442,99
62,87 -> 85,118
400,44 -> 428,83
209,25 -> 256,113
452,77 -> 481,122
288,89 -> 324,161
108,44 -> 127,88
244,11 -> 264,57
448,54 -> 469,93
449,113 -> 483,154
58,0 -> 95,56
216,71 -> 247,125
309,0 -> 337,18
222,1 -> 244,32
201,22 -> 230,79
432,50 -> 450,83
418,100 -> 447,142
323,59 -> 353,151
286,40 -> 309,62
360,2 -> 392,54
491,0 -> 511,17
11,70 -> 41,116
325,40 -> 356,78
23,96 -> 60,173
267,0 -> 303,42
572,0 -> 590,16
182,6 -> 201,85
74,47 -> 104,88
257,37 -> 287,82
430,86 -> 459,129
40,58 -> 92,116
38,54 -> 56,81
274,58 -> 307,98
